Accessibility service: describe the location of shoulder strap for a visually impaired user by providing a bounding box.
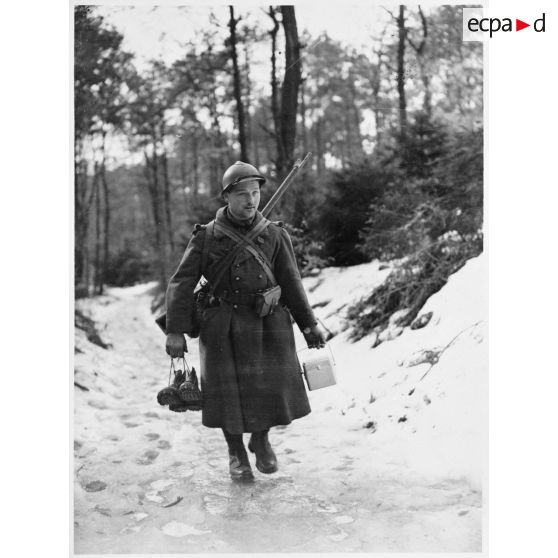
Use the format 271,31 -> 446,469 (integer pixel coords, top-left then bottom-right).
213,221 -> 276,286
200,221 -> 214,277
208,218 -> 271,295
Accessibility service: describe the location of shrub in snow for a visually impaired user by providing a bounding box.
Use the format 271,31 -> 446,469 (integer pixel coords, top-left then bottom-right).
346,233 -> 482,343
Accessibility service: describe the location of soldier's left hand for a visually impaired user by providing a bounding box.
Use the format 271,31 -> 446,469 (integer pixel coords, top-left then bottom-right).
303,325 -> 326,349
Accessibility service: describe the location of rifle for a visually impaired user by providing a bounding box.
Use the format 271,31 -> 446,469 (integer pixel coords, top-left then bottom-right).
261,152 -> 312,217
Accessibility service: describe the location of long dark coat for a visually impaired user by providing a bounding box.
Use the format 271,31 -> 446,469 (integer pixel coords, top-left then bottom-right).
164,206 -> 317,434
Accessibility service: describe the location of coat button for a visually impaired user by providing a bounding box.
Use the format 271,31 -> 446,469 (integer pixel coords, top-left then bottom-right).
258,274 -> 263,279
235,276 -> 240,281
234,289 -> 239,294
233,304 -> 238,309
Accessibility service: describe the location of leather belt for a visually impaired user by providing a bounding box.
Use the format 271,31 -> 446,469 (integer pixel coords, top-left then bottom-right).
217,289 -> 260,306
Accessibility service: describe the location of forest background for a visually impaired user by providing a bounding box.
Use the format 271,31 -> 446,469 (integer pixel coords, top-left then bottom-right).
74,3 -> 483,339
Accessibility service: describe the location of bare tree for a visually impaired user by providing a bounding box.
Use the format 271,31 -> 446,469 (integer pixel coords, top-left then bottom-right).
396,5 -> 408,144
93,161 -> 102,294
266,6 -> 284,174
228,6 -> 248,161
278,5 -> 302,175
144,146 -> 168,286
99,131 -> 110,294
406,6 -> 432,119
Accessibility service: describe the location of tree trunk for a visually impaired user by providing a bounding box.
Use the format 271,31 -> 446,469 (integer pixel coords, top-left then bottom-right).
159,123 -> 174,253
299,77 -> 309,155
179,136 -> 187,193
208,89 -> 222,196
396,5 -> 408,144
267,6 -> 284,175
371,68 -> 383,146
407,6 -> 432,120
348,72 -> 364,157
100,132 -> 110,295
278,5 -> 302,177
93,162 -> 102,295
243,42 -> 258,167
144,145 -> 167,286
370,36 -> 386,147
228,6 -> 249,161
314,119 -> 324,177
161,149 -> 174,252
74,142 -> 96,295
74,139 -> 85,288
191,128 -> 200,198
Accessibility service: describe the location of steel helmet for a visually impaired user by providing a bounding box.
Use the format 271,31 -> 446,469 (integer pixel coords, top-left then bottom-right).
222,161 -> 266,193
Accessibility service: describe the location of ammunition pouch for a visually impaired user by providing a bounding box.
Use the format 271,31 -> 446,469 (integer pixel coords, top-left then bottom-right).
254,285 -> 282,318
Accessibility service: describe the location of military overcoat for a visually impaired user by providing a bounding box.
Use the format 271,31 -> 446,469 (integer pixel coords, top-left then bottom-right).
165,206 -> 317,434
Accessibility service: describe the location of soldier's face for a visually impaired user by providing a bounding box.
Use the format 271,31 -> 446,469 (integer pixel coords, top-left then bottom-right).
224,180 -> 261,220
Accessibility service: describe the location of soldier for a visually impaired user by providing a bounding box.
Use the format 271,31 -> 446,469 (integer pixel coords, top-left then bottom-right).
164,161 -> 325,481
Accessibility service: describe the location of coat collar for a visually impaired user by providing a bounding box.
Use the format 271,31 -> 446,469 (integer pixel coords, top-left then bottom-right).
214,206 -> 268,240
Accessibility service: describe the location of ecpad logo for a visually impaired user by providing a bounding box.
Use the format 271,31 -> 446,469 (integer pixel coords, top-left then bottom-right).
463,8 -> 546,41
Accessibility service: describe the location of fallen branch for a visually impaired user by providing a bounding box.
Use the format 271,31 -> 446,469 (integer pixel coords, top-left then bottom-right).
419,320 -> 483,381
74,381 -> 90,392
162,496 -> 183,508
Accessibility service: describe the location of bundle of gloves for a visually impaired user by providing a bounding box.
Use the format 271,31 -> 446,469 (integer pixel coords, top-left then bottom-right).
157,364 -> 202,412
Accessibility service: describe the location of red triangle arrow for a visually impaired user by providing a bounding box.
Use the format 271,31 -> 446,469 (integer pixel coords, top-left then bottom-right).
516,19 -> 530,31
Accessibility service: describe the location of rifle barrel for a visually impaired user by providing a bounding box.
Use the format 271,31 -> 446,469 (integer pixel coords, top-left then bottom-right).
261,152 -> 312,218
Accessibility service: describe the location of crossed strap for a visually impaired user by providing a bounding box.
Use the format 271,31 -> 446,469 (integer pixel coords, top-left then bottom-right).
213,221 -> 277,285
205,217 -> 276,296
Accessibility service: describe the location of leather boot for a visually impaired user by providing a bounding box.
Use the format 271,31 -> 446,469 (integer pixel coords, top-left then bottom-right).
222,430 -> 254,481
248,429 -> 278,474
157,369 -> 185,408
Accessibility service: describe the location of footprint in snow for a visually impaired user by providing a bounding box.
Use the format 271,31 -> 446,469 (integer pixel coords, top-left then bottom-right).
144,411 -> 159,418
145,433 -> 160,441
84,480 -> 107,492
124,422 -> 139,428
88,399 -> 108,410
94,505 -> 111,516
136,450 -> 159,465
157,440 -> 171,450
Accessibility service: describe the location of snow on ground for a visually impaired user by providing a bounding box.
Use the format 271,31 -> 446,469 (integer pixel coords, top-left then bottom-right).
73,255 -> 485,553
304,253 -> 487,490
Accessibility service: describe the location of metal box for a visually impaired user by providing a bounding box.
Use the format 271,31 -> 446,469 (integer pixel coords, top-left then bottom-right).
302,354 -> 337,391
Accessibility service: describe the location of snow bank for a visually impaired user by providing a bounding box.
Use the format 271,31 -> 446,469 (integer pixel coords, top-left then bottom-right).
302,253 -> 487,489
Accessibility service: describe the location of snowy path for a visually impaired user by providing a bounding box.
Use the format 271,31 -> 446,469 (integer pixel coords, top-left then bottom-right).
73,283 -> 482,554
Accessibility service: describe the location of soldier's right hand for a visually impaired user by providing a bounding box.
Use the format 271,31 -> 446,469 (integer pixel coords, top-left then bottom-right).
166,333 -> 188,357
